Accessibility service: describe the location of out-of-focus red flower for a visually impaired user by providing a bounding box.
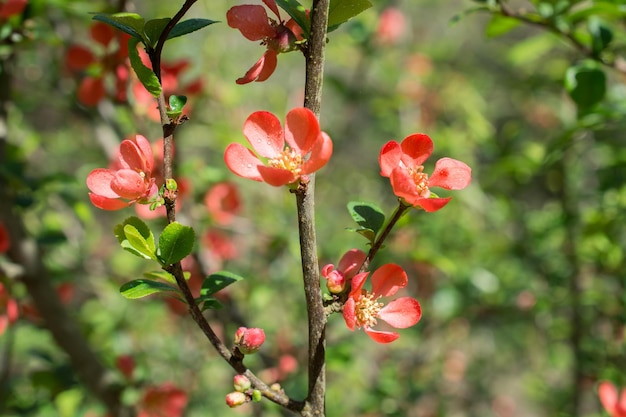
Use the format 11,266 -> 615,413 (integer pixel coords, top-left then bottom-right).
379,133 -> 471,212
224,107 -> 332,186
115,355 -> 135,380
599,381 -> 626,417
87,135 -> 158,210
0,0 -> 26,18
234,327 -> 265,354
376,7 -> 407,46
0,283 -> 18,336
138,383 -> 188,417
65,22 -> 131,106
321,249 -> 366,294
204,182 -> 242,225
0,223 -> 10,253
132,51 -> 203,121
227,0 -> 304,84
343,264 -> 422,343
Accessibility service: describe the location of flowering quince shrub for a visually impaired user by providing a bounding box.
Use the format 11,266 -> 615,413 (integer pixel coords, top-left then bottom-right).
224,107 -> 332,186
599,382 -> 626,417
65,21 -> 131,106
86,134 -> 159,210
226,0 -> 305,84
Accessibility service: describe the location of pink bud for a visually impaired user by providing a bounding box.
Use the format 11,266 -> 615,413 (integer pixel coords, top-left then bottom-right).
234,327 -> 266,354
225,391 -> 248,408
233,374 -> 251,392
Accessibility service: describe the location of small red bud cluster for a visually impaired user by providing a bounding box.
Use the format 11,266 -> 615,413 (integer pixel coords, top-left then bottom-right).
225,374 -> 262,408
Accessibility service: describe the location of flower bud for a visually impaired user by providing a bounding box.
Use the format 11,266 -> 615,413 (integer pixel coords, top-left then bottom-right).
234,327 -> 265,354
233,374 -> 251,392
225,391 -> 247,408
252,390 -> 262,402
165,178 -> 178,192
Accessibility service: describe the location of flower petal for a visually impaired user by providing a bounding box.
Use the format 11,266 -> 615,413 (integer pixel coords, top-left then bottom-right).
224,143 -> 263,182
77,77 -> 105,107
86,168 -> 118,198
429,157 -> 471,190
90,22 -> 115,47
258,165 -> 296,186
133,135 -> 154,174
342,297 -> 356,331
302,132 -> 333,175
599,382 -> 618,414
119,139 -> 145,172
364,327 -> 400,344
400,133 -> 433,167
262,0 -> 281,19
371,263 -> 407,297
284,108 -> 320,154
227,5 -> 276,41
111,170 -> 145,199
337,249 -> 367,280
243,111 -> 284,158
379,140 -> 402,177
65,45 -> 95,71
349,272 -> 369,298
407,196 -> 452,212
255,49 -> 278,82
378,297 -> 422,329
88,193 -> 129,210
389,166 -> 427,201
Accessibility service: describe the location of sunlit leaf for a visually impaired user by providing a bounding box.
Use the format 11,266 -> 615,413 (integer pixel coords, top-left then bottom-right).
143,17 -> 171,48
120,279 -> 178,299
127,37 -> 162,97
201,271 -> 244,297
168,18 -> 219,40
157,222 -> 195,266
92,12 -> 145,41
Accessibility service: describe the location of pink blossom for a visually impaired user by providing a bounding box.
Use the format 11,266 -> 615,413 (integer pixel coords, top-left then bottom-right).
599,381 -> 626,417
376,7 -> 407,46
321,249 -> 367,293
343,264 -> 421,343
86,135 -> 158,210
224,107 -> 332,186
138,384 -> 188,417
379,133 -> 471,212
234,327 -> 266,354
226,0 -> 304,84
204,182 -> 242,225
225,391 -> 248,408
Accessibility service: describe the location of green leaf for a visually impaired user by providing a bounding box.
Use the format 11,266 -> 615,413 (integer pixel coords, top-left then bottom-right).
143,270 -> 191,284
195,295 -> 224,311
167,18 -> 219,40
275,0 -> 310,36
143,17 -> 171,48
167,95 -> 187,119
157,222 -> 195,265
485,14 -> 521,37
113,217 -> 156,259
92,12 -> 145,41
124,224 -> 157,260
120,279 -> 178,299
347,201 -> 385,236
564,62 -> 606,110
589,17 -> 613,54
200,271 -> 244,297
128,37 -> 162,98
327,0 -> 372,32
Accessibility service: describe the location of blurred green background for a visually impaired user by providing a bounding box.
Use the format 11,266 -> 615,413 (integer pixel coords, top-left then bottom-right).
0,0 -> 624,416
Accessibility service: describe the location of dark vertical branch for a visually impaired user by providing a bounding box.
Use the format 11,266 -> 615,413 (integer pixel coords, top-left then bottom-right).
298,0 -> 330,415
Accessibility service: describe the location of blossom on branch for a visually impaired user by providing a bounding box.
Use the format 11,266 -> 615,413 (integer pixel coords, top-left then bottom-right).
65,22 -> 131,106
599,381 -> 626,417
234,327 -> 266,354
227,0 -> 304,84
86,135 -> 158,210
379,133 -> 471,212
224,107 -> 332,186
321,249 -> 367,294
343,264 -> 421,343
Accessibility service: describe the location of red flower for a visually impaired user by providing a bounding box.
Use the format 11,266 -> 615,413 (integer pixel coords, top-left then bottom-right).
204,182 -> 242,225
379,133 -> 471,212
0,0 -> 27,18
227,0 -> 304,84
321,249 -> 367,294
0,283 -> 18,336
376,7 -> 407,46
138,384 -> 188,417
0,222 -> 10,253
87,135 -> 158,210
224,107 -> 332,186
343,264 -> 421,343
234,327 -> 266,354
65,22 -> 131,106
599,381 -> 626,417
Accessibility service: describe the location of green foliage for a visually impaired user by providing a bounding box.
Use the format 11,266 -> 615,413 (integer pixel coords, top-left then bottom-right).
92,12 -> 145,40
167,18 -> 219,40
143,17 -> 171,48
120,279 -> 180,299
167,94 -> 187,120
157,222 -> 195,266
128,37 -> 162,98
327,0 -> 373,32
196,271 -> 244,311
565,61 -> 606,111
346,201 -> 385,244
114,217 -> 157,260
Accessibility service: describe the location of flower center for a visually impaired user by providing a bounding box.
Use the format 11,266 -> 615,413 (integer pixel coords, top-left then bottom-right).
355,290 -> 383,329
409,165 -> 430,197
268,147 -> 303,175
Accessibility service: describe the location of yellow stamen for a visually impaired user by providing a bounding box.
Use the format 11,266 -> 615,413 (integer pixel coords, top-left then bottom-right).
268,147 -> 303,176
355,290 -> 383,329
409,165 -> 430,197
